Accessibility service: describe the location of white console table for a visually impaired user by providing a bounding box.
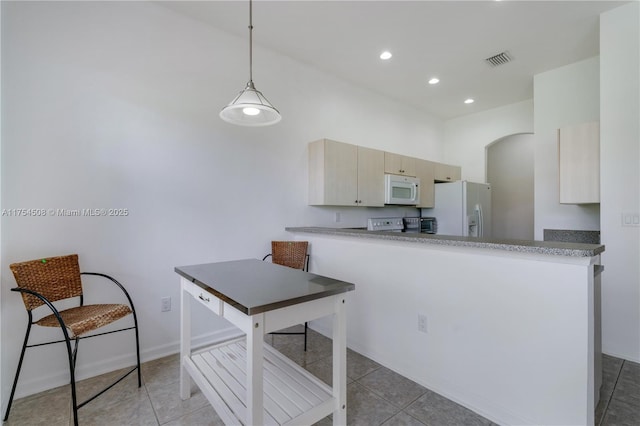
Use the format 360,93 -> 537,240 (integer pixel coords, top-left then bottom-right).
176,259 -> 355,425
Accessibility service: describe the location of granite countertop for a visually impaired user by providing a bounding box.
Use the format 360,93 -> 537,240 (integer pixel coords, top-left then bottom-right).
285,227 -> 605,257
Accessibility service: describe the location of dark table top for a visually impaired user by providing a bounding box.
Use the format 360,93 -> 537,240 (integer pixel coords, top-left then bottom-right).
175,258 -> 355,315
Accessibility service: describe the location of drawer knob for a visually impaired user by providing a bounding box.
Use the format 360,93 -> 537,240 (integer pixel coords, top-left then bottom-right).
199,293 -> 210,302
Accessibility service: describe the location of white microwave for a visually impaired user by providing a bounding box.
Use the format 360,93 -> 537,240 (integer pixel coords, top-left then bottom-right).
384,174 -> 420,205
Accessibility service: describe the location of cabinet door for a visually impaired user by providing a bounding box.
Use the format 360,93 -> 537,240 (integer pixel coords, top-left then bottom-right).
434,162 -> 461,182
308,139 -> 358,206
415,159 -> 435,208
558,122 -> 600,204
357,147 -> 385,206
385,152 -> 416,176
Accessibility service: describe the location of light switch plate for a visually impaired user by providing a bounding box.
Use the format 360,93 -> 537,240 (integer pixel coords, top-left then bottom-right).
418,314 -> 428,333
161,297 -> 172,312
622,211 -> 640,227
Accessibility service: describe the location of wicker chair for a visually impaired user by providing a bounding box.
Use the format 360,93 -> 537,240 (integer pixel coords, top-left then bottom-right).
3,254 -> 141,426
262,241 -> 310,350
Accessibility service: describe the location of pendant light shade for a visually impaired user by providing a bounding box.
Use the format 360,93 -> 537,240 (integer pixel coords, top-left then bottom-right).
220,0 -> 281,127
220,81 -> 281,126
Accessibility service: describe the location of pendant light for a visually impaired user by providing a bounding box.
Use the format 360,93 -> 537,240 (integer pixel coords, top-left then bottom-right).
220,0 -> 281,126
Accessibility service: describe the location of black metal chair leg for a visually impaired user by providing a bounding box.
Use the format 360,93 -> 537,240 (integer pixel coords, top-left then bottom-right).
3,320 -> 33,421
132,307 -> 142,388
66,335 -> 79,426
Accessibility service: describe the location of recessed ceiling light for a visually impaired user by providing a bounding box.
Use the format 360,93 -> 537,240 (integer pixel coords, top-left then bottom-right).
464,98 -> 475,104
379,51 -> 392,60
428,78 -> 440,85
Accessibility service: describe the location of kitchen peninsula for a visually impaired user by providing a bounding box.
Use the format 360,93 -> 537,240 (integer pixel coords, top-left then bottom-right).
286,226 -> 604,426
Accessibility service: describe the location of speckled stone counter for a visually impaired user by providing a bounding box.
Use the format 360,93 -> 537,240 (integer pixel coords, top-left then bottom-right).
285,227 -> 604,257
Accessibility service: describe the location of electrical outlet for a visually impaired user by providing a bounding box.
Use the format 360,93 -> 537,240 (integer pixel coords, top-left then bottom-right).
335,212 -> 341,223
161,297 -> 171,312
418,314 -> 427,333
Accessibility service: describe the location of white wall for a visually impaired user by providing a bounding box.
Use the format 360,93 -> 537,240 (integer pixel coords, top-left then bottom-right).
0,1 -> 444,400
0,0 -> 4,409
443,100 -> 533,183
533,57 -> 601,240
600,2 -> 640,362
487,134 -> 535,240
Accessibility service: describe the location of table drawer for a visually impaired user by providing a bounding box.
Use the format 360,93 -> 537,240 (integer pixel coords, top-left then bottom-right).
183,279 -> 221,315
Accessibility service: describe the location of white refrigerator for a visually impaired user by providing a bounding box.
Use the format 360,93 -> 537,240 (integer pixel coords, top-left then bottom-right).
422,181 -> 492,237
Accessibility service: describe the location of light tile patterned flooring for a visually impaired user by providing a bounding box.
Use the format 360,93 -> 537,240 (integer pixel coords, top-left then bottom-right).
4,328 -> 639,425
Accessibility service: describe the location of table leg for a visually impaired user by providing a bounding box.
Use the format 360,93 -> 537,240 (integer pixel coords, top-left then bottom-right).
179,281 -> 192,400
246,314 -> 264,426
333,295 -> 347,425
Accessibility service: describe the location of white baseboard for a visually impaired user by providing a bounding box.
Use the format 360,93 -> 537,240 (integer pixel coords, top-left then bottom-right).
603,350 -> 640,364
10,326 -> 243,400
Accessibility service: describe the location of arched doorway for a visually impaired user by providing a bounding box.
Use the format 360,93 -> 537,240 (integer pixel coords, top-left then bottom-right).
486,133 -> 534,240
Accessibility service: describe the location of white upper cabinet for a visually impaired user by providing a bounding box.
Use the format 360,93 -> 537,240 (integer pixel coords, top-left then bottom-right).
558,122 -> 600,204
434,162 -> 461,182
357,146 -> 386,206
309,139 -> 460,207
308,139 -> 384,207
384,152 -> 416,177
415,159 -> 436,208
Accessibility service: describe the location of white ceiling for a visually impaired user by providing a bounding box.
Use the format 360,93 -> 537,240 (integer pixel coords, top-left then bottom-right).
161,0 -> 627,120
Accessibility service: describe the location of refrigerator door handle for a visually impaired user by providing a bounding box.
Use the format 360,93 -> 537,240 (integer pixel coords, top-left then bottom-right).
475,204 -> 483,237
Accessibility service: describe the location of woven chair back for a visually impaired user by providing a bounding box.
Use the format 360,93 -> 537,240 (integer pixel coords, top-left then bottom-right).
10,254 -> 83,311
271,241 -> 308,270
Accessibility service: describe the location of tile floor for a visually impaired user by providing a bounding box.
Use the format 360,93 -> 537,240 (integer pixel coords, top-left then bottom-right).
4,328 -> 639,425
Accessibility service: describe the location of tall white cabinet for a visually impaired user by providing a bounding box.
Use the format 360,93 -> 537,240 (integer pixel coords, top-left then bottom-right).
558,122 -> 600,204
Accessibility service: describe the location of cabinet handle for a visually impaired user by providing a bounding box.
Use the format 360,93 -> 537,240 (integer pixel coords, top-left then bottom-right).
199,293 -> 210,302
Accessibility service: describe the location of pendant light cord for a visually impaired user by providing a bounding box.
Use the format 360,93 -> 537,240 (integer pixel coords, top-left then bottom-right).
248,0 -> 253,84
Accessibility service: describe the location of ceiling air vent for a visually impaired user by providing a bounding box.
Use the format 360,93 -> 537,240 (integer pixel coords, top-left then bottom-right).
485,51 -> 512,67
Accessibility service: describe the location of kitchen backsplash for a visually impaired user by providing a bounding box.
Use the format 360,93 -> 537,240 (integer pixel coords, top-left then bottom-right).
543,229 -> 601,244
